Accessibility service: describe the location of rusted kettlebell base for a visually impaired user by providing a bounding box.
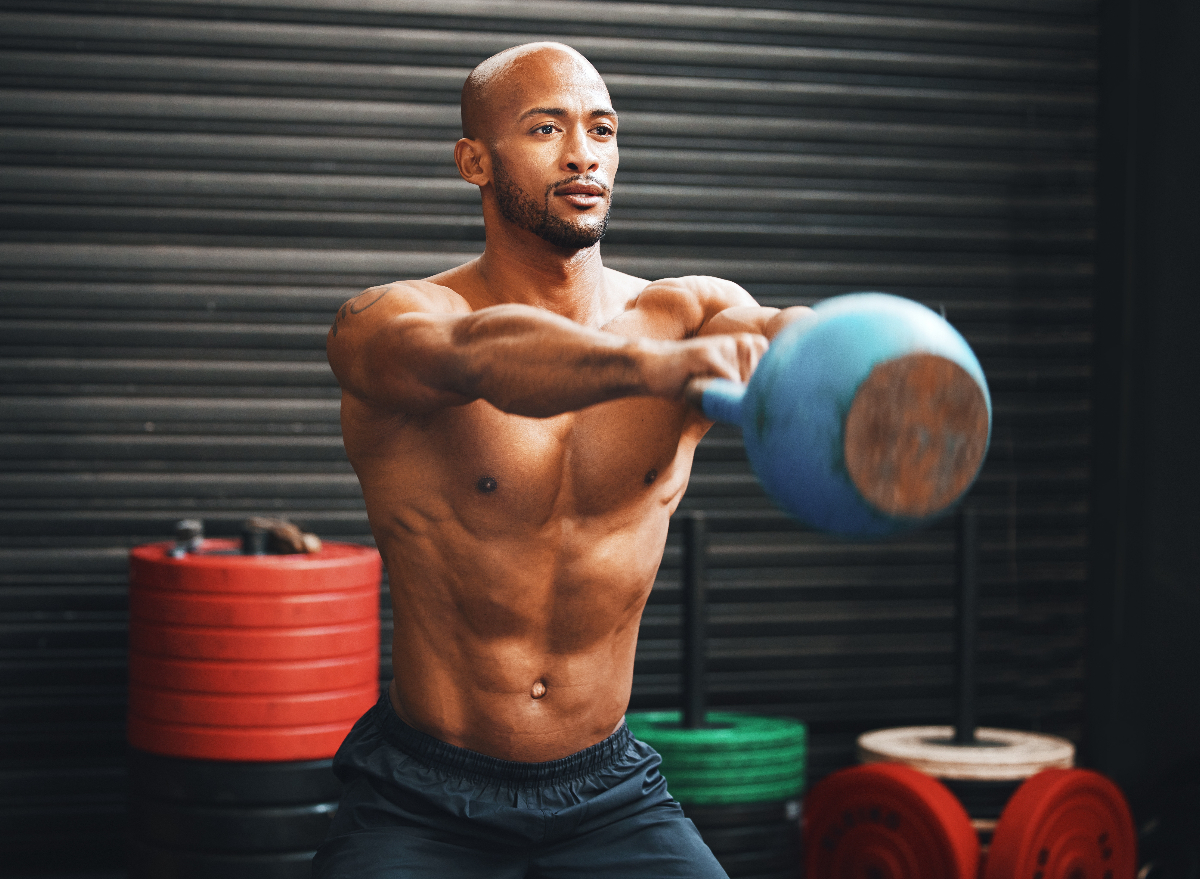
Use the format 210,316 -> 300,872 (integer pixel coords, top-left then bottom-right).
845,353 -> 991,520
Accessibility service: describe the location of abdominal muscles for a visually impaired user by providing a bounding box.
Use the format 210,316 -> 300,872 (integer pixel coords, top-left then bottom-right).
380,506 -> 670,762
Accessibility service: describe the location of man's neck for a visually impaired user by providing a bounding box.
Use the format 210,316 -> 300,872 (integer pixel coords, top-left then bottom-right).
472,227 -> 610,326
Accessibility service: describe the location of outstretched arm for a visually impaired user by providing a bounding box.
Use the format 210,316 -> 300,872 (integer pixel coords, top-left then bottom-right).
327,282 -> 767,418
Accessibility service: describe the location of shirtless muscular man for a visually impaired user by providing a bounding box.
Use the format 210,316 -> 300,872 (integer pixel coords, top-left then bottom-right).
313,42 -> 809,879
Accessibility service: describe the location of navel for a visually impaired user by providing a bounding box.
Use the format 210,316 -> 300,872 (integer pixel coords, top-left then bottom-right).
476,475 -> 498,494
644,468 -> 658,486
531,680 -> 547,699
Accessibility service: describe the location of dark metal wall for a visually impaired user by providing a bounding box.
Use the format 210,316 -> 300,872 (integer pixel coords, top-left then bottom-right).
1087,0 -> 1200,862
0,0 -> 1097,872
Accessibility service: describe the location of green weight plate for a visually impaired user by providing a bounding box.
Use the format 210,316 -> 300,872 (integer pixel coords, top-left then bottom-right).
669,775 -> 805,806
668,778 -> 805,801
628,712 -> 806,752
662,763 -> 804,787
657,742 -> 806,771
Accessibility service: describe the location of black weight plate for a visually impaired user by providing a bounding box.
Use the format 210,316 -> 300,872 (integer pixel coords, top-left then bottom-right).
129,841 -> 316,879
699,822 -> 799,855
705,835 -> 797,861
715,845 -> 797,876
128,748 -> 340,805
685,799 -> 801,829
939,777 -> 1023,821
129,796 -> 336,852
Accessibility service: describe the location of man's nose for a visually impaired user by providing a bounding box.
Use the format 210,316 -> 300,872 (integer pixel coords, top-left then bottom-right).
563,127 -> 600,174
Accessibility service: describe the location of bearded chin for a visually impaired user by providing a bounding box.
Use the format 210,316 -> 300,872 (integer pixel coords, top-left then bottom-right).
492,161 -> 609,249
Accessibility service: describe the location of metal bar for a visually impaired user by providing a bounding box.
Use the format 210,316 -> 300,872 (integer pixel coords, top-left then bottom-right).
954,503 -> 979,744
681,510 -> 708,729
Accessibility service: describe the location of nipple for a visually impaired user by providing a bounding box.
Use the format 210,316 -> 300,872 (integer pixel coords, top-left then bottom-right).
644,468 -> 657,486
476,475 -> 498,493
531,680 -> 547,699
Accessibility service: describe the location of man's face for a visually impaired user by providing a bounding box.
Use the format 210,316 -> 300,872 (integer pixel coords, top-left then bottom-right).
484,53 -> 618,250
491,152 -> 610,249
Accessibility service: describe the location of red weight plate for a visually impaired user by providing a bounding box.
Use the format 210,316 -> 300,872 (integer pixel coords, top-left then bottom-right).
129,541 -> 382,595
128,682 -> 378,727
983,768 -> 1136,879
129,618 -> 378,661
804,762 -> 979,879
128,651 -> 378,695
127,713 -> 357,762
130,586 -> 379,628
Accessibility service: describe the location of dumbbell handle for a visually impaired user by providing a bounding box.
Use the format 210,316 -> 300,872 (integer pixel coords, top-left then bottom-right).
684,377 -> 746,425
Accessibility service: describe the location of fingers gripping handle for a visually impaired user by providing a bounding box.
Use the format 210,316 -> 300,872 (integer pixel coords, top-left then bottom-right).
685,378 -> 746,426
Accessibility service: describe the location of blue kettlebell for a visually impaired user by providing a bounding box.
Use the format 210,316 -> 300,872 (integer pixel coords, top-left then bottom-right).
692,293 -> 991,537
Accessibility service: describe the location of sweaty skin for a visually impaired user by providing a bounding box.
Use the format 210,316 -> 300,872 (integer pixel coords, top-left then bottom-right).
328,43 -> 809,762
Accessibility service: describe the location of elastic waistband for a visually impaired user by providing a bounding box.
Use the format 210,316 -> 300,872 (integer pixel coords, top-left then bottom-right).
369,696 -> 634,787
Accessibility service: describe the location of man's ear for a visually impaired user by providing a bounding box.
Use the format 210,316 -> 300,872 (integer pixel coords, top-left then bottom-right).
454,138 -> 491,187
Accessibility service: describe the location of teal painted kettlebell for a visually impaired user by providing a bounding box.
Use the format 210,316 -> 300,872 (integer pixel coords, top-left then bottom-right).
694,293 -> 991,536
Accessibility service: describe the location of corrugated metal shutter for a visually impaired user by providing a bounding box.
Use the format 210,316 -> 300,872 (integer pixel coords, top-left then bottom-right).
0,0 -> 1096,871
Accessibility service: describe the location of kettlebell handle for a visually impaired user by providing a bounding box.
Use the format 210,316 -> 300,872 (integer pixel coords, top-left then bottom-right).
684,377 -> 746,426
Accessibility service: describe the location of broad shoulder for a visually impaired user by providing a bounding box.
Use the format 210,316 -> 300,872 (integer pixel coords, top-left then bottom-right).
333,279 -> 470,328
327,279 -> 473,368
326,278 -> 473,410
640,275 -> 755,307
627,275 -> 758,334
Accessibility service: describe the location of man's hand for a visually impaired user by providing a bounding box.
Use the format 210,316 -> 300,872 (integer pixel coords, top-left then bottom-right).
629,276 -> 812,401
640,332 -> 769,400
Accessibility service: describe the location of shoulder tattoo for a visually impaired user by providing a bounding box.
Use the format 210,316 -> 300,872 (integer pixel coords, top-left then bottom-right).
331,288 -> 389,336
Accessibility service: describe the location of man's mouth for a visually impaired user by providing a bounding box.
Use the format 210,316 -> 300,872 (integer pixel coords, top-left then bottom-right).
553,180 -> 608,209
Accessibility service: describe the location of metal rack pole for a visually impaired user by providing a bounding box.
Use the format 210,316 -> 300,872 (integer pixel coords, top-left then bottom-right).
954,504 -> 979,745
681,512 -> 708,729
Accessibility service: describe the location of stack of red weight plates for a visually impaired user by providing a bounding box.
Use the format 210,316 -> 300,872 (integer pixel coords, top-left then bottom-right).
126,538 -> 381,878
128,539 -> 381,761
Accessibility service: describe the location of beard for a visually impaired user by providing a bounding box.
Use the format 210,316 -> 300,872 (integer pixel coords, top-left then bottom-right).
492,159 -> 610,250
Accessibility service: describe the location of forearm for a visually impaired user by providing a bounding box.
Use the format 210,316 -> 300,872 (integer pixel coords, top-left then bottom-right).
442,305 -> 661,417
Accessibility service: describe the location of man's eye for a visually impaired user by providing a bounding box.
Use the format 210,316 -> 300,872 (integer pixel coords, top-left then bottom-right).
535,124 -> 556,134
593,125 -> 614,136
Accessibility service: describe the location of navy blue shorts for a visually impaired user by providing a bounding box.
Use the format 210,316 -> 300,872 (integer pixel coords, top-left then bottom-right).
312,697 -> 727,878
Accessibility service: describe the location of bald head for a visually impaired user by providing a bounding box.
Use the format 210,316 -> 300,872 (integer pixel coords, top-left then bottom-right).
461,43 -> 610,142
